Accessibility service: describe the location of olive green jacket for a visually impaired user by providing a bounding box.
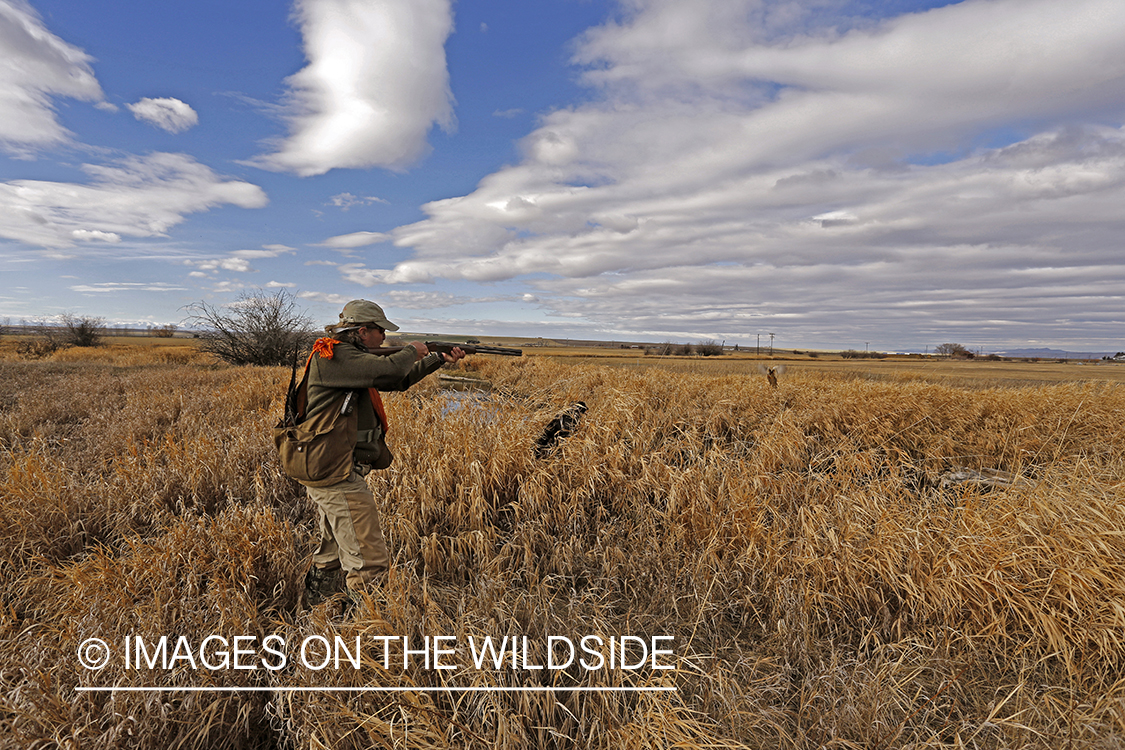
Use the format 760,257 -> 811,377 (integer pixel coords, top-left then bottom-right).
306,343 -> 444,457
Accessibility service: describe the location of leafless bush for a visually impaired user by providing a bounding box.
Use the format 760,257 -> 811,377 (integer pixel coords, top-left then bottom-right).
151,323 -> 178,338
935,342 -> 974,359
183,289 -> 315,367
695,339 -> 724,356
15,319 -> 68,359
60,313 -> 106,347
16,335 -> 64,359
645,341 -> 676,356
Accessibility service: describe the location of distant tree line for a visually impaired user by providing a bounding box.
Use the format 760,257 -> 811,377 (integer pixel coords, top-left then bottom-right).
935,343 -> 975,359
644,339 -> 724,357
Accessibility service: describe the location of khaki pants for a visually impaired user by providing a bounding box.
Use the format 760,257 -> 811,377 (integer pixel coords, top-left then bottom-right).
304,471 -> 390,591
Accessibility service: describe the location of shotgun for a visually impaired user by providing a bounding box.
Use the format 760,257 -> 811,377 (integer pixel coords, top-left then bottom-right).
370,341 -> 523,357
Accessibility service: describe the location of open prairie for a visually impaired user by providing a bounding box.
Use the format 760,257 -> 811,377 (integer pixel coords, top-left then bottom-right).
525,350 -> 1125,388
2,342 -> 1123,748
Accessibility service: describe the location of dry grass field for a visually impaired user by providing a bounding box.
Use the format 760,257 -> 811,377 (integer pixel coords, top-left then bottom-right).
514,347 -> 1125,389
1,341 -> 1123,748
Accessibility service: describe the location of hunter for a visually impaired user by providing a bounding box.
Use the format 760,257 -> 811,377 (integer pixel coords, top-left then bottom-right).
299,299 -> 464,604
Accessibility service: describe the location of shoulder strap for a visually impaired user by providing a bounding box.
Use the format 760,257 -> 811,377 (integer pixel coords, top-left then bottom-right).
283,348 -> 314,425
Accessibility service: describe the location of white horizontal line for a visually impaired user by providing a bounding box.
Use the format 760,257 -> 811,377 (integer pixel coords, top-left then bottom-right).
76,686 -> 676,693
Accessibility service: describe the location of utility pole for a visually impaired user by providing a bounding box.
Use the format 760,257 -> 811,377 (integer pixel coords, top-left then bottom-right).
768,332 -> 775,356
757,333 -> 760,355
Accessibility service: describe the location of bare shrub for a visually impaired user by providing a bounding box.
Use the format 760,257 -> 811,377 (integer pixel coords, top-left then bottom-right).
695,339 -> 723,356
935,342 -> 974,359
16,335 -> 64,359
14,320 -> 67,359
8,314 -> 103,358
60,313 -> 106,347
645,341 -> 696,356
183,289 -> 315,367
151,323 -> 178,338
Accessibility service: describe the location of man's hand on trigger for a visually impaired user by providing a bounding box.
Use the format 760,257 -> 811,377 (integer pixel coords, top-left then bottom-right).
409,341 -> 428,360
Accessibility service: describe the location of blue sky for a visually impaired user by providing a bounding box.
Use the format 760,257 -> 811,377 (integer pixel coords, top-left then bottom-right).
2,0 -> 1124,352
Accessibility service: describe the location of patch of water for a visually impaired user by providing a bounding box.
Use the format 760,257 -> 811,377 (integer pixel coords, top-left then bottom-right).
439,389 -> 506,423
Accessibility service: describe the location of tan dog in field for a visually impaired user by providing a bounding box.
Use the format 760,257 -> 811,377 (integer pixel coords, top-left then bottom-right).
759,364 -> 784,388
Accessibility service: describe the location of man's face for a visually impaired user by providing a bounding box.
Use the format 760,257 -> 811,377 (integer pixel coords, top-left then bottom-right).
356,324 -> 386,349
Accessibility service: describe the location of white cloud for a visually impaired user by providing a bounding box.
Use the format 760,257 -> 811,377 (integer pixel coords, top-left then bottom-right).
297,290 -> 352,305
328,192 -> 387,210
191,257 -> 255,273
381,290 -> 470,309
363,0 -> 1125,347
266,280 -> 296,288
231,245 -> 296,259
127,97 -> 199,133
315,230 -> 390,249
70,229 -> 121,243
310,277 -> 497,309
0,0 -> 106,150
0,152 -> 268,248
251,0 -> 455,176
69,282 -> 188,293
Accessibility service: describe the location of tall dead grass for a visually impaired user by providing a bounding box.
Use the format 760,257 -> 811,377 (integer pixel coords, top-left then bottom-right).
1,350 -> 1123,748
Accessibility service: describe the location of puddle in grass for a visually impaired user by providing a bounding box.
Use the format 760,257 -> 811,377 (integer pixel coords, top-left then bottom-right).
438,375 -> 500,418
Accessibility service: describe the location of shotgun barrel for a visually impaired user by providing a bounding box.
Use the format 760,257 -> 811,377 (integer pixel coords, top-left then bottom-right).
369,341 -> 523,357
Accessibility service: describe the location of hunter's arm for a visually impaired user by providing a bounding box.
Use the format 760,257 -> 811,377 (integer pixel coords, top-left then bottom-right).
305,344 -> 443,415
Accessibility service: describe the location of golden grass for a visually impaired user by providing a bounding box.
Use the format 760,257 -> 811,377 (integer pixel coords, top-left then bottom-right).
527,350 -> 1125,388
1,347 -> 1123,748
0,337 -> 215,367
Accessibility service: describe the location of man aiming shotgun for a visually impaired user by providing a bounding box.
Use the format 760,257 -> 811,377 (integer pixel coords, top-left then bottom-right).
274,299 -> 516,606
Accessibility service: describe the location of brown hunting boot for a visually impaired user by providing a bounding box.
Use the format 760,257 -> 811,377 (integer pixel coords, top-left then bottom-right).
302,564 -> 345,607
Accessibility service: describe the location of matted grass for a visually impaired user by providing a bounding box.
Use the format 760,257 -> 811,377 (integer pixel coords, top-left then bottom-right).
1,348 -> 1123,748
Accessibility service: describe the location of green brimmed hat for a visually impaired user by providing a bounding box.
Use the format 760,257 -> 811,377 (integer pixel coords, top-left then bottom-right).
333,299 -> 399,332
